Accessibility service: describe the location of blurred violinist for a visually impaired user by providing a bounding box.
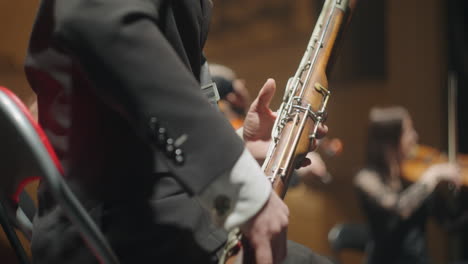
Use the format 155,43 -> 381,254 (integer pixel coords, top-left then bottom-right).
354,106 -> 461,264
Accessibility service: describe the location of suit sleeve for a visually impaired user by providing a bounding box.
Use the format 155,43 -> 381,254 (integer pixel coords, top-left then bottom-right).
54,0 -> 244,194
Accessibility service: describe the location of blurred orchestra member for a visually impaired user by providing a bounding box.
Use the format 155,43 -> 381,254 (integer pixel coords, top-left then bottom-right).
210,63 -> 250,129
354,106 -> 461,264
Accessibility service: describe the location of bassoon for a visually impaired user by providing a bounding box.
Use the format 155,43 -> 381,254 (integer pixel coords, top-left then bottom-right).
220,0 -> 358,263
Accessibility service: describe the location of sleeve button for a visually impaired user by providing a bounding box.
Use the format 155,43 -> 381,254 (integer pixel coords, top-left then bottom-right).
165,138 -> 175,156
174,149 -> 184,165
157,127 -> 167,146
149,117 -> 159,130
174,154 -> 184,165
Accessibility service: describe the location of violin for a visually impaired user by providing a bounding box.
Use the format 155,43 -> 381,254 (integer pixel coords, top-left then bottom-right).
402,72 -> 468,187
219,100 -> 245,130
401,144 -> 468,187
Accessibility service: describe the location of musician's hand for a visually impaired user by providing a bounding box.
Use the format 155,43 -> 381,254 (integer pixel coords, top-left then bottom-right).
240,191 -> 288,264
243,78 -> 328,148
296,152 -> 329,183
243,78 -> 278,142
422,163 -> 462,189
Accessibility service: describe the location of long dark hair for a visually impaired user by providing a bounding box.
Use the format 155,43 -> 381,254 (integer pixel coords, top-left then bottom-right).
365,106 -> 409,178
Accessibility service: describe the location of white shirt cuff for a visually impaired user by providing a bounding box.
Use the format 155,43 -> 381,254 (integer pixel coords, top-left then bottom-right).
197,148 -> 272,231
235,127 -> 244,139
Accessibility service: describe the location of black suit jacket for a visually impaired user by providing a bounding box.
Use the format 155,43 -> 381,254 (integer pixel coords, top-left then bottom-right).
25,0 -> 243,262
26,0 -> 243,199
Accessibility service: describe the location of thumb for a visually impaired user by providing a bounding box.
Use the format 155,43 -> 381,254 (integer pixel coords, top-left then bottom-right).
255,78 -> 276,112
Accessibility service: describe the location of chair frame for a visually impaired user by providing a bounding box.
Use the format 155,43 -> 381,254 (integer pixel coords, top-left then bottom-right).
0,87 -> 120,264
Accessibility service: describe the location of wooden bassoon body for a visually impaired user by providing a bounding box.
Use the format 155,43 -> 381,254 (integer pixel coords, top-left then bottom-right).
219,0 -> 358,263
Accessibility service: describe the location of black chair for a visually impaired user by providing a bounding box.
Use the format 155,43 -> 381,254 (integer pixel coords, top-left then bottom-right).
0,86 -> 120,264
328,223 -> 370,264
